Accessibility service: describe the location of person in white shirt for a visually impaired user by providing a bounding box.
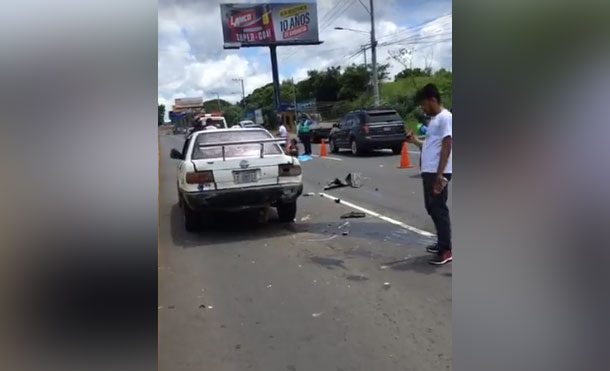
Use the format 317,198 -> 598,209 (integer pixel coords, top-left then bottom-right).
204,118 -> 218,130
407,83 -> 453,265
278,124 -> 287,139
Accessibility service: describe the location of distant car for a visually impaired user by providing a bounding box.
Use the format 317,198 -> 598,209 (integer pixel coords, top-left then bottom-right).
237,120 -> 264,129
329,108 -> 407,156
170,128 -> 303,231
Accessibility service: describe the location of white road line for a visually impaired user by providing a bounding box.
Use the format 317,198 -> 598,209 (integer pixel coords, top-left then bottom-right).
408,151 -> 420,155
311,155 -> 343,161
318,192 -> 435,238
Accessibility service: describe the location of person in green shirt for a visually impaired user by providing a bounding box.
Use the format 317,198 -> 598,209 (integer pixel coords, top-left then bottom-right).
297,114 -> 312,155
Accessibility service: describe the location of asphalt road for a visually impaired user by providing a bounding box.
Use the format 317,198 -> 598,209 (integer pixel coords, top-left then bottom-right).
159,134 -> 452,371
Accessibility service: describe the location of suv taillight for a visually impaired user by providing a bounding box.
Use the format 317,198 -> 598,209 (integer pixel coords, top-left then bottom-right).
186,171 -> 215,184
362,125 -> 370,134
279,164 -> 302,177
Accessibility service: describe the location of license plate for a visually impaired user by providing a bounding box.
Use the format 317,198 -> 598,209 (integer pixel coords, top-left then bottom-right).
383,127 -> 392,132
233,170 -> 258,184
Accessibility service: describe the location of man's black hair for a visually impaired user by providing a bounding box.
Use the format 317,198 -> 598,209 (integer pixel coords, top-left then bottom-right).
206,118 -> 213,124
415,83 -> 441,103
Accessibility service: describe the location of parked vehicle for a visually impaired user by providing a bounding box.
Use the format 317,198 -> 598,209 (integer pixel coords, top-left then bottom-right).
237,120 -> 264,129
328,108 -> 407,156
170,128 -> 303,231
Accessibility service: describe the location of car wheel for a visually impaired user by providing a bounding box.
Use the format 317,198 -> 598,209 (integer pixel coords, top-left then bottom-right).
392,146 -> 402,155
277,202 -> 297,223
351,139 -> 363,156
183,201 -> 201,232
330,137 -> 339,153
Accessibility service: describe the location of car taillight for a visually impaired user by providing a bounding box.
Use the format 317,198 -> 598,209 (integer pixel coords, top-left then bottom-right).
362,125 -> 370,134
279,164 -> 302,177
186,171 -> 215,184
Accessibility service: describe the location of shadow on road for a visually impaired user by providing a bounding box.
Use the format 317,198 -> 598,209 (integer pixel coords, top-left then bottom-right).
385,255 -> 445,275
332,149 -> 398,158
170,204 -> 434,251
170,204 -> 309,248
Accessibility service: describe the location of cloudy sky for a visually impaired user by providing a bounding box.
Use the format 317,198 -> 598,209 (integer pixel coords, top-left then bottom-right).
158,0 -> 452,110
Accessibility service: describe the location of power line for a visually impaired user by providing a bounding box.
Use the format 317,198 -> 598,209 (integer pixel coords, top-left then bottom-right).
375,14 -> 452,43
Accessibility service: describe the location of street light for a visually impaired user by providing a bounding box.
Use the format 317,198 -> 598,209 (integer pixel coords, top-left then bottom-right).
333,26 -> 369,35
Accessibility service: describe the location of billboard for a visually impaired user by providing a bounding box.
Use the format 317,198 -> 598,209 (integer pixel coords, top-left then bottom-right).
174,97 -> 203,107
220,3 -> 320,47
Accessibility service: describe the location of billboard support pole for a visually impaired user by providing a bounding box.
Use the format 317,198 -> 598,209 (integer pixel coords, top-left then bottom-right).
269,45 -> 281,113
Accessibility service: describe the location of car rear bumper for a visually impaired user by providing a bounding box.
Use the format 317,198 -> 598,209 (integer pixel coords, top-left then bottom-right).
361,135 -> 407,148
183,183 -> 303,211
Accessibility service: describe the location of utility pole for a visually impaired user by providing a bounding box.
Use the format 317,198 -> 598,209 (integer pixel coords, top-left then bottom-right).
362,45 -> 367,68
240,79 -> 245,108
233,78 -> 246,109
216,93 -> 221,112
369,0 -> 380,107
291,78 -> 297,114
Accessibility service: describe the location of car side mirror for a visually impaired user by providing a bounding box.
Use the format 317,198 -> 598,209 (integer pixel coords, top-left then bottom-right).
170,149 -> 183,160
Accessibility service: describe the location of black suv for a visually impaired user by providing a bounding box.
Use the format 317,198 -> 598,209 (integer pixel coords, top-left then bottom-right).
329,108 -> 407,156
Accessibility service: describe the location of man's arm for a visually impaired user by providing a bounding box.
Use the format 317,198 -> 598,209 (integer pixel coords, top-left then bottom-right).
436,136 -> 452,176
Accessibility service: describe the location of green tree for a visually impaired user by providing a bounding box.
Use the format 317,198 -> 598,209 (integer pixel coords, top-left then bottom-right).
203,98 -> 232,112
222,105 -> 244,126
338,64 -> 369,101
158,104 -> 165,126
394,67 -> 432,81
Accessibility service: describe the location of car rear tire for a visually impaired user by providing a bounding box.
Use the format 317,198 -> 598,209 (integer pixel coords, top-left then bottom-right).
351,139 -> 364,156
392,146 -> 402,155
277,202 -> 297,223
183,200 -> 201,232
330,137 -> 339,153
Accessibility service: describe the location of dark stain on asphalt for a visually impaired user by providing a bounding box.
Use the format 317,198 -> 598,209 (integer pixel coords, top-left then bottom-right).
310,257 -> 347,270
388,255 -> 439,275
235,344 -> 241,350
345,247 -> 379,259
287,365 -> 296,371
346,274 -> 369,282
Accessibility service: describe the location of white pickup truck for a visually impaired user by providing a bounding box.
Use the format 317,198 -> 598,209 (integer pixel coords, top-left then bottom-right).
170,128 -> 303,231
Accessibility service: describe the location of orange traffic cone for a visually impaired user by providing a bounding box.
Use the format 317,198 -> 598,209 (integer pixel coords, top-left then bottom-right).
320,139 -> 328,157
398,141 -> 413,168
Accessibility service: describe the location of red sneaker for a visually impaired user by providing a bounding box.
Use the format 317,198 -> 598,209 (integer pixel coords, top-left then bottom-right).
429,250 -> 452,265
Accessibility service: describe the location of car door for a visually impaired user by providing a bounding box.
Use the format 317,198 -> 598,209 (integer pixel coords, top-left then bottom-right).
338,114 -> 352,147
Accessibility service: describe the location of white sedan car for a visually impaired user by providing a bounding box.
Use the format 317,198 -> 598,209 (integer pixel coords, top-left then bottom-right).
170,128 -> 303,231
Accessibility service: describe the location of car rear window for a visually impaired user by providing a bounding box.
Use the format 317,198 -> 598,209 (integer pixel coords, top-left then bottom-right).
367,112 -> 402,124
192,130 -> 282,160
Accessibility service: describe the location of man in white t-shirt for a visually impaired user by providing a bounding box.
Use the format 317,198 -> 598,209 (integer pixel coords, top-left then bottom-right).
278,123 -> 288,143
407,83 -> 453,265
